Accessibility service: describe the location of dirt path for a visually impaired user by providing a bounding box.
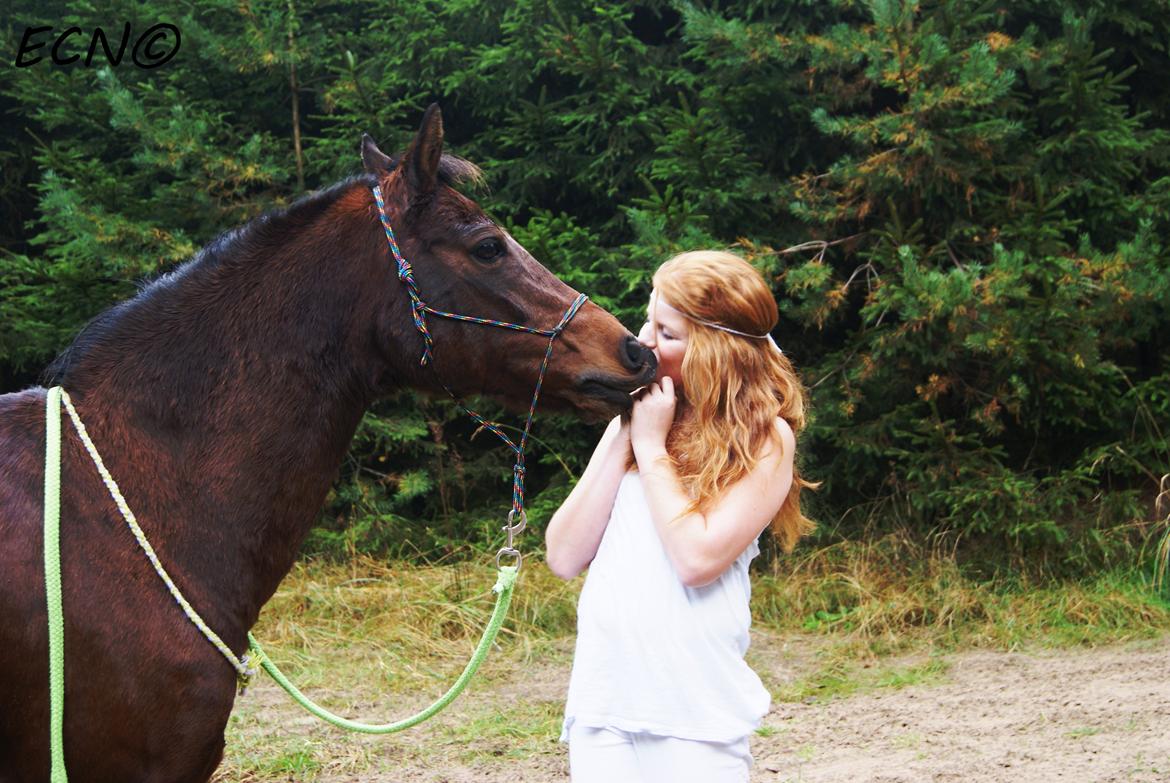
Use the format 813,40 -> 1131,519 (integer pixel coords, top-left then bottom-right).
753,636 -> 1169,783
219,634 -> 1170,782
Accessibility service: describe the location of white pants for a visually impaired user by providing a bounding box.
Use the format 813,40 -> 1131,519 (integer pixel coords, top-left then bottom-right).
567,723 -> 752,783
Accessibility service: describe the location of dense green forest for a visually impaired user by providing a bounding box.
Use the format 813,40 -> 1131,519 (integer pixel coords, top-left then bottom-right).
3,0 -> 1168,577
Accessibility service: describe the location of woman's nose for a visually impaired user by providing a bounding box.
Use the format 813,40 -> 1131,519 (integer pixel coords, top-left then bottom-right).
637,321 -> 655,347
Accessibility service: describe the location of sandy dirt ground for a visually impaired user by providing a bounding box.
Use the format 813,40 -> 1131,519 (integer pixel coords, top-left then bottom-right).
220,633 -> 1169,782
753,636 -> 1170,783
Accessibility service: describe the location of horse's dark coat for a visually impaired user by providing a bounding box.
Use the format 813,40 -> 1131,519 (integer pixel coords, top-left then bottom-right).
0,106 -> 654,782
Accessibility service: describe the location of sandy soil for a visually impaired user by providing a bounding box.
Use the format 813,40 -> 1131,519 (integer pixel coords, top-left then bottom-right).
753,636 -> 1170,783
220,633 -> 1170,782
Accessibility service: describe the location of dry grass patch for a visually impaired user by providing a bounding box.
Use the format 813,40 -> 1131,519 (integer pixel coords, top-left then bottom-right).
216,547 -> 1169,780
752,534 -> 1170,660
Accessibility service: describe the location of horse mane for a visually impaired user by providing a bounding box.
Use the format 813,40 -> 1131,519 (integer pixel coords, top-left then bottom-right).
41,153 -> 484,388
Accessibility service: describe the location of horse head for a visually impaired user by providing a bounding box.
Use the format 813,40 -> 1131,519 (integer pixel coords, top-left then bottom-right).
360,105 -> 655,422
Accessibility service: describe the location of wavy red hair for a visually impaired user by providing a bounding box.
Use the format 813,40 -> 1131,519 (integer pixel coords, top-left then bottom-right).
636,250 -> 816,551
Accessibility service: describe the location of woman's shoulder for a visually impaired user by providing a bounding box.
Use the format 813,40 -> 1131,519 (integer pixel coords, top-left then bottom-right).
762,416 -> 796,464
772,415 -> 795,443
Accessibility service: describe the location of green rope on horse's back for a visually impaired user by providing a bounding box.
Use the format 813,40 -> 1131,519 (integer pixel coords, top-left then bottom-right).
40,381 -> 521,780
43,386 -> 68,782
247,565 -> 518,733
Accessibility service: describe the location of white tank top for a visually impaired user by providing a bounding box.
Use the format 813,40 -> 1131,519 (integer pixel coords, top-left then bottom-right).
560,470 -> 771,743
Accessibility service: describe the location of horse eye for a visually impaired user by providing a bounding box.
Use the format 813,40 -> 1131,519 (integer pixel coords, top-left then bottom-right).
472,238 -> 505,262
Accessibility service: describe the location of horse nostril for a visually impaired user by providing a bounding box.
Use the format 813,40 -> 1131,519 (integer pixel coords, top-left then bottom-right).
620,335 -> 655,370
621,335 -> 640,369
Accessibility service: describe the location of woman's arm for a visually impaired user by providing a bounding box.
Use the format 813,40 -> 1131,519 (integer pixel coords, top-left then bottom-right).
544,415 -> 633,580
631,377 -> 796,588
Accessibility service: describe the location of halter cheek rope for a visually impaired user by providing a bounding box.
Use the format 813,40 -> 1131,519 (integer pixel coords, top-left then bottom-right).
38,186 -> 588,778
372,184 -> 589,543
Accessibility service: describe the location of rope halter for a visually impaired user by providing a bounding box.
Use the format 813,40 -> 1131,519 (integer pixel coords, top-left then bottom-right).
372,185 -> 589,569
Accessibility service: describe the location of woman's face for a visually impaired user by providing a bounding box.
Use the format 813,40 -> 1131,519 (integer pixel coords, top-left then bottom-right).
637,289 -> 690,391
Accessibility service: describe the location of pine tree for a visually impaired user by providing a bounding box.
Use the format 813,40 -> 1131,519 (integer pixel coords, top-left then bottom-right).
3,0 -> 1168,569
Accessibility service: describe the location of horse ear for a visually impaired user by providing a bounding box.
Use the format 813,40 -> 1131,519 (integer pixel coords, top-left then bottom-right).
361,134 -> 393,174
402,103 -> 444,194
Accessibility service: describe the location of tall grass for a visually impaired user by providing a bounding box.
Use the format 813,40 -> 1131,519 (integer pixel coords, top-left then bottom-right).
253,539 -> 1170,698
752,533 -> 1170,654
252,556 -> 581,700
1154,473 -> 1170,593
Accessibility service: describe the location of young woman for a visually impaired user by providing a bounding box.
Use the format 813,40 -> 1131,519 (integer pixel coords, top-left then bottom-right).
545,250 -> 815,783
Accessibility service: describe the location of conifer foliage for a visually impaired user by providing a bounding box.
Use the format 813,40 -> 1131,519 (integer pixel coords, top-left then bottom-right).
3,0 -> 1167,572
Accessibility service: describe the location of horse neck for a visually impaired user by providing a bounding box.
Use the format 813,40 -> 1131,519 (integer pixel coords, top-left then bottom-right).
57,186 -> 395,632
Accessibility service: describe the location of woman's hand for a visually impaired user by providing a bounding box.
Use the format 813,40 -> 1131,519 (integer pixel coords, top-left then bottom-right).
630,375 -> 677,461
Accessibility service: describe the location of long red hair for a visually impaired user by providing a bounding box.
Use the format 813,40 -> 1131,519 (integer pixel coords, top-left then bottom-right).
638,250 -> 816,551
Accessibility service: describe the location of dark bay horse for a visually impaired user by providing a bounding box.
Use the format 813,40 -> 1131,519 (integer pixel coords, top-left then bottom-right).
0,105 -> 655,782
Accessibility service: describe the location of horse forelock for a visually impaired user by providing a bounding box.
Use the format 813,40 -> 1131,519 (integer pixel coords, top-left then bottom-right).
436,155 -> 485,190
376,152 -> 485,191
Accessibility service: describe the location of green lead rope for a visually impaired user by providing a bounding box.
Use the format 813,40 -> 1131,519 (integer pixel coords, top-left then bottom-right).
43,386 -> 68,783
246,564 -> 518,733
41,386 -> 520,781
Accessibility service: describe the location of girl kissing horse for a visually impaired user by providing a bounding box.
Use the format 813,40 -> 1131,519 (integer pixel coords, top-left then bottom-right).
0,105 -> 655,782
